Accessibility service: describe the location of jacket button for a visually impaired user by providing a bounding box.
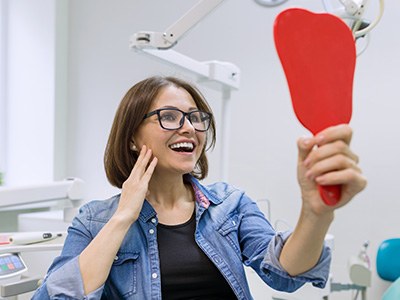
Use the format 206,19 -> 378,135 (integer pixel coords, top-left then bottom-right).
152,273 -> 158,279
149,229 -> 155,234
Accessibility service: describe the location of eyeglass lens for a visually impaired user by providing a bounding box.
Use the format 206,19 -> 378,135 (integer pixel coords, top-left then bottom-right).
159,109 -> 210,131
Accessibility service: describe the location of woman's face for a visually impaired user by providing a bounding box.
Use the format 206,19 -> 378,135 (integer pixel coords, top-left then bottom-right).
134,85 -> 207,177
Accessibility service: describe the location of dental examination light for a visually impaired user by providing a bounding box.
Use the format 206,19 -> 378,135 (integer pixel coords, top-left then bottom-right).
0,178 -> 85,222
254,0 -> 384,40
322,0 -> 385,55
325,0 -> 384,37
254,0 -> 288,7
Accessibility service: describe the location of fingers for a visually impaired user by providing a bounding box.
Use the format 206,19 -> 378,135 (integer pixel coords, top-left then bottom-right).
315,168 -> 366,188
118,146 -> 157,224
128,145 -> 156,180
315,168 -> 367,208
302,142 -> 360,184
304,140 -> 359,170
314,124 -> 353,146
142,156 -> 158,182
297,136 -> 317,162
297,124 -> 364,187
298,124 -> 355,165
311,158 -> 361,184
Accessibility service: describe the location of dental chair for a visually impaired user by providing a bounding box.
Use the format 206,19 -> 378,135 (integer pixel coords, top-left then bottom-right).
377,238 -> 400,299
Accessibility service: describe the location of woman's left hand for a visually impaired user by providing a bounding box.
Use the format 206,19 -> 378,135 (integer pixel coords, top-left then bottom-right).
297,124 -> 367,215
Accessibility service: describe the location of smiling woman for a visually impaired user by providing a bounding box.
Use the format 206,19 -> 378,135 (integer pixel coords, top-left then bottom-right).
104,76 -> 217,188
31,74 -> 366,300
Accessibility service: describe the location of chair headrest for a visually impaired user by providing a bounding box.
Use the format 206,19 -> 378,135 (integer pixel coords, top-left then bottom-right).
377,238 -> 400,282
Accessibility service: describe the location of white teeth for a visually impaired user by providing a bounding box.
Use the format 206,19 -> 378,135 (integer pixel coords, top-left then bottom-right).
170,142 -> 194,150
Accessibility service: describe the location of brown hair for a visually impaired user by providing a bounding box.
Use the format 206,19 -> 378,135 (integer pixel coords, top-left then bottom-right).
104,76 -> 216,188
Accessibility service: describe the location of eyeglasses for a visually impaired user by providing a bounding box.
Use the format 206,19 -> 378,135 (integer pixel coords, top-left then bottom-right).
143,108 -> 212,132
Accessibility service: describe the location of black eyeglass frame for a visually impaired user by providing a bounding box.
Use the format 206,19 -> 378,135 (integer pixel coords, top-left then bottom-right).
143,108 -> 212,132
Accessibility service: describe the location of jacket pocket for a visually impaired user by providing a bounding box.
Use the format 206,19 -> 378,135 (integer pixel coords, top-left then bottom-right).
217,213 -> 242,257
107,251 -> 140,298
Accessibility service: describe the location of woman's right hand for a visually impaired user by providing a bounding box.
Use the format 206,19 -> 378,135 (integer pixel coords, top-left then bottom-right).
78,146 -> 157,295
115,145 -> 158,224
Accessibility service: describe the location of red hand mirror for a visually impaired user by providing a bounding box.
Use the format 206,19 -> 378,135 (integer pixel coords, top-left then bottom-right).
274,8 -> 356,206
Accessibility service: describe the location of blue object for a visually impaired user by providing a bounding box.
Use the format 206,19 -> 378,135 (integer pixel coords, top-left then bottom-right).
377,238 -> 400,282
383,277 -> 400,300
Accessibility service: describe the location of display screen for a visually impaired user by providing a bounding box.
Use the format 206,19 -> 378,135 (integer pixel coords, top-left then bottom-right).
0,253 -> 26,277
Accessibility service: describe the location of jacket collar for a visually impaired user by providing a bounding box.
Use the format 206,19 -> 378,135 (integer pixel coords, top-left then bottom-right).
137,174 -> 223,222
138,200 -> 157,223
185,174 -> 223,206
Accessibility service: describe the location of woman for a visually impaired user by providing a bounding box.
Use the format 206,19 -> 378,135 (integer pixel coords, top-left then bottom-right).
33,76 -> 366,299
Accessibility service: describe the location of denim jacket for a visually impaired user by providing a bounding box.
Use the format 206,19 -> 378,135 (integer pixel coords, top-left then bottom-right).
32,176 -> 331,300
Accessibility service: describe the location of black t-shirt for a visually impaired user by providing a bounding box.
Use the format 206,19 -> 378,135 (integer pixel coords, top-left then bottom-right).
157,211 -> 237,300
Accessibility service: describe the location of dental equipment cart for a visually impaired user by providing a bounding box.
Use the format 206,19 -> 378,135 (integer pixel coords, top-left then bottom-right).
0,236 -> 65,299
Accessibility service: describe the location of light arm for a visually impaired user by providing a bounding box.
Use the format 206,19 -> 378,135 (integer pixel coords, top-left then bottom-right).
131,0 -> 225,50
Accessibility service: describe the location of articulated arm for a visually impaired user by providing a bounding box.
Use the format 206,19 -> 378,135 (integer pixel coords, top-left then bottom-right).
130,0 -> 224,50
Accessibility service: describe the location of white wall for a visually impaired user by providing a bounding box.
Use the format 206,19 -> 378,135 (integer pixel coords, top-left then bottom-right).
64,0 -> 399,299
0,0 -> 6,181
5,0 -> 56,185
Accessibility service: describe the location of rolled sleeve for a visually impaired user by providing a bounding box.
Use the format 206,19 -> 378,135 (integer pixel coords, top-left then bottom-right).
46,256 -> 104,300
260,231 -> 331,292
